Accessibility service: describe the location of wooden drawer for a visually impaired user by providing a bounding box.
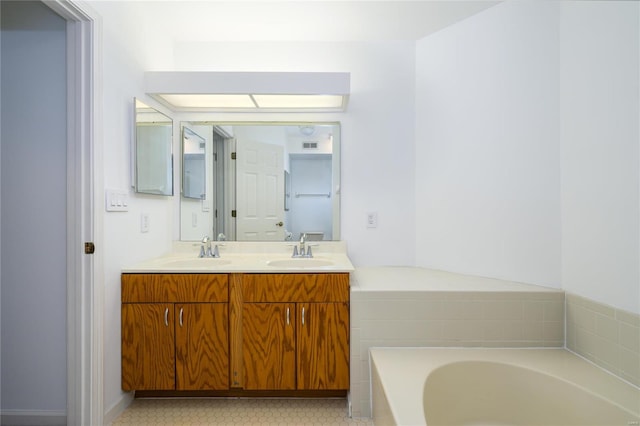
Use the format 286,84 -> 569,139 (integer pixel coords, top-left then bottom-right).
122,274 -> 228,303
242,273 -> 349,303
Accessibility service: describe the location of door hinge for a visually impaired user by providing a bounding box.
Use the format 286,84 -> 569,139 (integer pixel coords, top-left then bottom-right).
84,242 -> 95,254
231,210 -> 236,218
231,152 -> 236,160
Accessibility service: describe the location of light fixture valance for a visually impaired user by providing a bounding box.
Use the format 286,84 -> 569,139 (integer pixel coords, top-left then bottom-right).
145,71 -> 350,112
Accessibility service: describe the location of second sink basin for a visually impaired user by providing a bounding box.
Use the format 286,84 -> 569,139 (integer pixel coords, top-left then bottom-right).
267,258 -> 334,268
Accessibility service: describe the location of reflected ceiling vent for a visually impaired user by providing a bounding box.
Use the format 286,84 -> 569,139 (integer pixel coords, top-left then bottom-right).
145,71 -> 350,112
303,142 -> 318,149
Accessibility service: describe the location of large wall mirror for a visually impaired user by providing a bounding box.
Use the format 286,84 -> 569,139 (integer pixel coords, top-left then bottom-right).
180,122 -> 341,242
133,98 -> 174,195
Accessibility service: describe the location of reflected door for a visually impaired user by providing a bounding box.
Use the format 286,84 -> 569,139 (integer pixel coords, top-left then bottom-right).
236,139 -> 285,240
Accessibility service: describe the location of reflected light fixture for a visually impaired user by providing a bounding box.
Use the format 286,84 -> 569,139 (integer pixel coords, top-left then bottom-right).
145,71 -> 350,112
299,125 -> 316,136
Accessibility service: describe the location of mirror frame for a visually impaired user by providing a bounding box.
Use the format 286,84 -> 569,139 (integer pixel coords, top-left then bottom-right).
133,97 -> 174,196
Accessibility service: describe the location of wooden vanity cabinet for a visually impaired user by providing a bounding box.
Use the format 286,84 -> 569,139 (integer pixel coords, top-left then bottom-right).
240,273 -> 350,391
121,274 -> 229,391
242,302 -> 296,390
175,302 -> 229,390
121,303 -> 176,390
121,272 -> 350,394
296,302 -> 350,390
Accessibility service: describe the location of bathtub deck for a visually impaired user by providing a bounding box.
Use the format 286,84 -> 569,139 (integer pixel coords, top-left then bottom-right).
351,266 -> 562,292
370,347 -> 640,426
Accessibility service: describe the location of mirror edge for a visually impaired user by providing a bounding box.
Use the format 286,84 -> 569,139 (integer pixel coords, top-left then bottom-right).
181,125 -> 207,200
132,96 -> 175,196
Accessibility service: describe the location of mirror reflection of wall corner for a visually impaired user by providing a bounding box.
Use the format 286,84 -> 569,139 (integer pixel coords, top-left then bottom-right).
179,122 -> 340,242
133,98 -> 174,196
182,126 -> 206,200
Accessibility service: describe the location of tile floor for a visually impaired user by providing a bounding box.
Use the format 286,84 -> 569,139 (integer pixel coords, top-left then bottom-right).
111,398 -> 373,426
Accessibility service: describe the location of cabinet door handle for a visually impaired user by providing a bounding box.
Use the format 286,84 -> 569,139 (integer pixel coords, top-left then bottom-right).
286,307 -> 290,325
164,308 -> 169,327
179,308 -> 184,327
301,307 -> 305,326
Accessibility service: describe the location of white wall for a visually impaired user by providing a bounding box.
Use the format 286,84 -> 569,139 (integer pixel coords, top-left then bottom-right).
0,1 -> 67,417
171,41 -> 417,266
87,1 -> 177,416
559,1 -> 639,314
415,1 -> 562,287
415,0 -> 639,314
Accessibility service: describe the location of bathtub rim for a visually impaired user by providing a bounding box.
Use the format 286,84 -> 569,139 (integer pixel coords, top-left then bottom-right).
351,266 -> 564,293
369,347 -> 640,426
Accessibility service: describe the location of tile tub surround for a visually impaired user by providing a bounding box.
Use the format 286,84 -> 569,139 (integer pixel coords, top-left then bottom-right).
566,293 -> 640,387
349,267 -> 564,418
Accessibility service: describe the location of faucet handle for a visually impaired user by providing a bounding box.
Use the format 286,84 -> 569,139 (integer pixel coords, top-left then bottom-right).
213,245 -> 220,258
199,245 -> 206,258
306,246 -> 313,258
292,246 -> 299,258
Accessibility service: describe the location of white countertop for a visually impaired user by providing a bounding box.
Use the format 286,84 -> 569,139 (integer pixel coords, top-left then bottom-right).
122,241 -> 354,273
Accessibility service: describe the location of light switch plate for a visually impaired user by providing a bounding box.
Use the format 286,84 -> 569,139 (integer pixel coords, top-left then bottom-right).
105,189 -> 129,212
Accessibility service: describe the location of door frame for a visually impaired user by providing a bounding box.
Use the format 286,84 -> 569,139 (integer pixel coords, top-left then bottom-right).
43,1 -> 102,424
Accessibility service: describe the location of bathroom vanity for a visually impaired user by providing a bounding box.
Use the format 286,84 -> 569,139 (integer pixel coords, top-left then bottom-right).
121,243 -> 353,397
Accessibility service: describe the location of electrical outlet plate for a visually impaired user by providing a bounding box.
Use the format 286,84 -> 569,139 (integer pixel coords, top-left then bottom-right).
366,212 -> 378,228
141,213 -> 150,233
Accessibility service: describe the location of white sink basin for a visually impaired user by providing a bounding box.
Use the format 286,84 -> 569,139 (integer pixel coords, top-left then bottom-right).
267,258 -> 334,268
162,258 -> 232,268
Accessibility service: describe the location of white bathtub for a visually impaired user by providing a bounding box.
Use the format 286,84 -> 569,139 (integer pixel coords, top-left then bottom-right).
370,348 -> 640,426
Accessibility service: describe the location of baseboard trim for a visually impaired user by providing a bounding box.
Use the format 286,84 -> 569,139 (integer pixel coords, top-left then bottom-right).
103,392 -> 134,426
1,410 -> 66,426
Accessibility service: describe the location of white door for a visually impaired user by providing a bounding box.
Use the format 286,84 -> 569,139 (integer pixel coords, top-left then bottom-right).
236,139 -> 285,240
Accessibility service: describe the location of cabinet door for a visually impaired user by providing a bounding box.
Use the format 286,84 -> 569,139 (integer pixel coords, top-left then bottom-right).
175,303 -> 229,390
122,303 -> 175,391
297,303 -> 350,390
242,303 -> 295,390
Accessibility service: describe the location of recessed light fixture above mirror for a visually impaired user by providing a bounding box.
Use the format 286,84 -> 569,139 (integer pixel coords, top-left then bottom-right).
145,71 -> 350,112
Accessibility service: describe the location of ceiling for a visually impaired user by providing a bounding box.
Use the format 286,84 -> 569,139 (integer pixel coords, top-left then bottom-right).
132,1 -> 501,42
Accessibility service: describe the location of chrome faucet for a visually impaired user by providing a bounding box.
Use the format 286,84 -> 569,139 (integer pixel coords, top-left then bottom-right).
199,235 -> 220,258
300,233 -> 306,254
292,233 -> 313,258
